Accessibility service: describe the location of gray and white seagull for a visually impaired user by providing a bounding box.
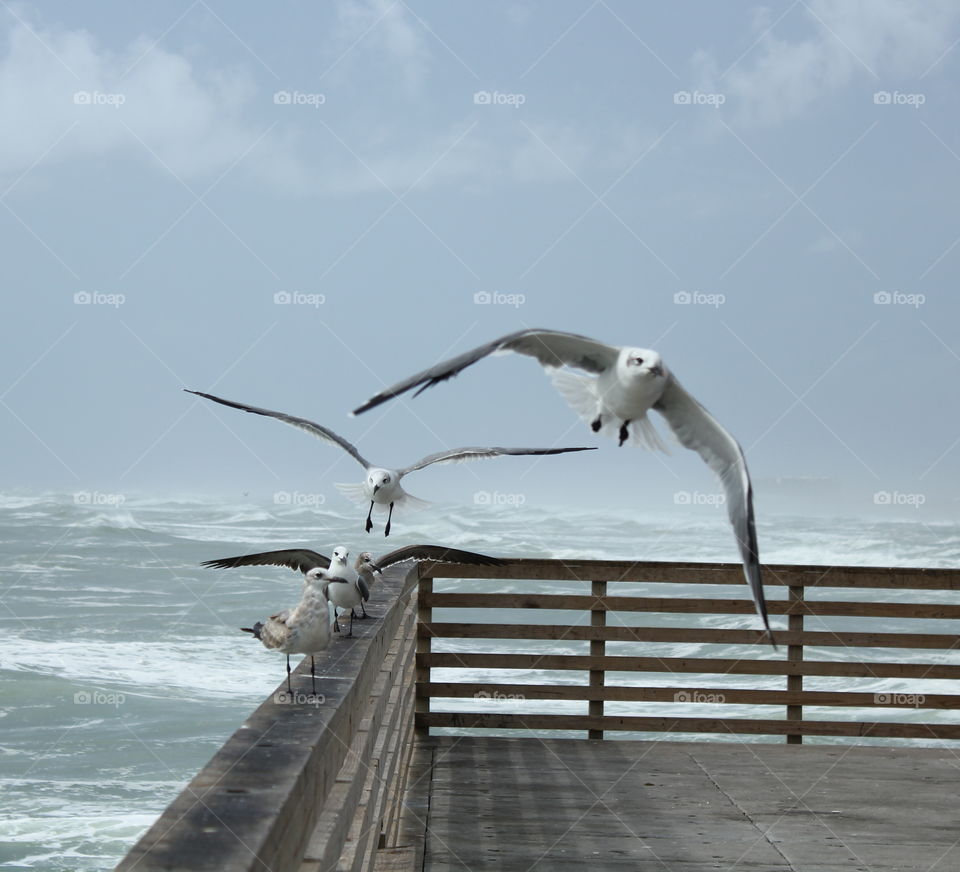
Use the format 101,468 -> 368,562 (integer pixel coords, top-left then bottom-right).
186,389 -> 595,537
205,544 -> 505,636
351,328 -> 773,641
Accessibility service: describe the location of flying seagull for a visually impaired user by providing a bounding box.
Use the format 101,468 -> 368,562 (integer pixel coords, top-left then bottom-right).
351,328 -> 772,640
204,544 -> 505,636
185,389 -> 595,536
241,567 -> 332,694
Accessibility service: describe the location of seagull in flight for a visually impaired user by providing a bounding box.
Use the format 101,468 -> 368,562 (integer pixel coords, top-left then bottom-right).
240,567 -> 332,694
352,328 -> 772,641
186,389 -> 595,537
204,543 -> 505,636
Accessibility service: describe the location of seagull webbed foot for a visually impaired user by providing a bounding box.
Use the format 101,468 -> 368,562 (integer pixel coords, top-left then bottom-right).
591,415 -> 602,433
618,421 -> 630,447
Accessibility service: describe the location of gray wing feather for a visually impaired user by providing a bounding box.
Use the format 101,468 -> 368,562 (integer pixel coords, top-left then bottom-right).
186,389 -> 370,469
372,545 -> 504,572
352,329 -> 619,415
653,376 -> 772,641
401,445 -> 596,475
357,576 -> 370,602
201,548 -> 330,574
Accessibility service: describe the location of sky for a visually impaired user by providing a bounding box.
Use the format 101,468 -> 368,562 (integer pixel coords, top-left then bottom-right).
1,0 -> 958,523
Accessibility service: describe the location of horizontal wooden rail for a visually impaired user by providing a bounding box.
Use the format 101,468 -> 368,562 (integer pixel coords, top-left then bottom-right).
415,559 -> 960,745
419,652 -> 960,679
419,681 -> 960,708
418,558 -> 960,589
421,591 -> 960,619
420,621 -> 960,649
418,712 -> 960,740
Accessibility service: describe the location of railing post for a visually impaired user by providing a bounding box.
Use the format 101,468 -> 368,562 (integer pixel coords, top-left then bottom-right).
415,568 -> 432,739
589,580 -> 606,740
786,584 -> 804,744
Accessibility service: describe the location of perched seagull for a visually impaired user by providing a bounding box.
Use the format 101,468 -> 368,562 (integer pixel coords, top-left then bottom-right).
204,544 -> 505,636
240,567 -> 332,694
352,328 -> 773,641
185,389 -> 595,536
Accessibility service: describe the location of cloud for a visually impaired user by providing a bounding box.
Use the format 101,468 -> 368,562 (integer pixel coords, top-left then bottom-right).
0,14 -> 276,181
701,0 -> 960,124
332,0 -> 430,90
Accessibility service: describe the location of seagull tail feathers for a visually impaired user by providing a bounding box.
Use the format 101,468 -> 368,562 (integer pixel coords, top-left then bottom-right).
240,622 -> 264,640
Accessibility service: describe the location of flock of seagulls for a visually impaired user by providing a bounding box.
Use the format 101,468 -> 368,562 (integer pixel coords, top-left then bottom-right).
191,327 -> 773,693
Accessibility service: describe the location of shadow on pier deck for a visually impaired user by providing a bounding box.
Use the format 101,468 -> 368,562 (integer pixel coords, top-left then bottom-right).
116,558 -> 960,871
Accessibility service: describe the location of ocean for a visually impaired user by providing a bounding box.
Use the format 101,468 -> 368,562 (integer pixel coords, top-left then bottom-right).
1,492 -> 958,870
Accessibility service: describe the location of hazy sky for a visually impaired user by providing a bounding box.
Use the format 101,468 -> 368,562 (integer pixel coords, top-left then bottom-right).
1,0 -> 958,522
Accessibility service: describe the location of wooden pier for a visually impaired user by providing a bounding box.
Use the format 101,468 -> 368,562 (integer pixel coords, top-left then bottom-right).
116,558 -> 960,871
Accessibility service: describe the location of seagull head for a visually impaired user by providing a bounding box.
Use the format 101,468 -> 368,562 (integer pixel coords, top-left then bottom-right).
331,546 -> 349,564
621,347 -> 665,379
304,567 -> 331,588
355,551 -> 382,574
368,469 -> 392,494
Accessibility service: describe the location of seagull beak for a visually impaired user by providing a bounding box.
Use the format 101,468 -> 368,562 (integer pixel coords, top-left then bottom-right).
649,363 -> 664,377
373,485 -> 380,494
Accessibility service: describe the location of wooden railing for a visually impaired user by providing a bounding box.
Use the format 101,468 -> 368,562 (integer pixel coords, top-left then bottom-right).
116,557 -> 960,872
415,559 -> 960,742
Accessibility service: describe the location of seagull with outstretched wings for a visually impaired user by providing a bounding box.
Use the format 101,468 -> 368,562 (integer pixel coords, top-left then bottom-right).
186,389 -> 595,537
351,328 -> 773,642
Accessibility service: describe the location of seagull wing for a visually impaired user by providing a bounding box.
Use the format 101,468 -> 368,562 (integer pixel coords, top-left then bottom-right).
353,329 -> 619,415
201,548 -> 331,574
371,545 -> 505,572
186,389 -> 370,469
357,575 -> 370,602
652,376 -> 772,640
400,445 -> 596,475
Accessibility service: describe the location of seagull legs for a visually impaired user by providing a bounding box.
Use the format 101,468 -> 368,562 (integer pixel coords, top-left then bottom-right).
384,501 -> 395,537
310,656 -> 317,694
285,655 -> 292,694
359,601 -> 369,618
591,415 -> 602,433
618,421 -> 630,447
347,609 -> 355,637
365,501 -> 374,534
333,614 -> 341,633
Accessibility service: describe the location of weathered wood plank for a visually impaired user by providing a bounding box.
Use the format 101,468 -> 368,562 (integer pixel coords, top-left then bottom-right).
422,591 -> 960,619
418,651 -> 960,678
420,681 -> 960,708
418,558 -> 960,589
420,621 -> 959,649
418,712 -> 960,739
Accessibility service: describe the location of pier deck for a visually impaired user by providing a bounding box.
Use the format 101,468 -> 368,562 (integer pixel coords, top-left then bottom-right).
400,736 -> 959,871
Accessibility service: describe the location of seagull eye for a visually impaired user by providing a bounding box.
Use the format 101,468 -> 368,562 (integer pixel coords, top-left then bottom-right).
635,357 -> 644,366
